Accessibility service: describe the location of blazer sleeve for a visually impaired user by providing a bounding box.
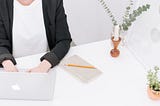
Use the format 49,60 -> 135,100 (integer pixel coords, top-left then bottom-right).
0,15 -> 16,66
40,0 -> 72,68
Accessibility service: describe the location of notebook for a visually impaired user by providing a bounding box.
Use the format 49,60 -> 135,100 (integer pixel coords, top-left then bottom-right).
59,55 -> 102,83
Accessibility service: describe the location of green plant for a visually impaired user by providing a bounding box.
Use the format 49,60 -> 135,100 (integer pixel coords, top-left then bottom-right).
147,66 -> 160,91
98,0 -> 150,32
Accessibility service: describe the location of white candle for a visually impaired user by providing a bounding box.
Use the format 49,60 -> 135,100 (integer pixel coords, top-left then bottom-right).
113,25 -> 120,41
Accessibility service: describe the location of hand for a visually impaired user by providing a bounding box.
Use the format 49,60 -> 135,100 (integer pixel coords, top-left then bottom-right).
27,60 -> 52,73
2,60 -> 18,72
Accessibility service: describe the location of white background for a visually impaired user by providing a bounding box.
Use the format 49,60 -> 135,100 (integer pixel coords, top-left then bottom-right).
63,0 -> 160,68
63,0 -> 139,45
126,0 -> 160,69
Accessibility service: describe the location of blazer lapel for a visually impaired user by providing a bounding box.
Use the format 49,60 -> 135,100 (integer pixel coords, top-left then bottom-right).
0,0 -> 13,41
42,0 -> 49,25
7,0 -> 13,31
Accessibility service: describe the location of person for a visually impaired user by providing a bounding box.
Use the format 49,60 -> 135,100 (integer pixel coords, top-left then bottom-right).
0,0 -> 72,73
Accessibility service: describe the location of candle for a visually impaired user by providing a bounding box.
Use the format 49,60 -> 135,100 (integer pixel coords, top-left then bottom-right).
113,25 -> 120,41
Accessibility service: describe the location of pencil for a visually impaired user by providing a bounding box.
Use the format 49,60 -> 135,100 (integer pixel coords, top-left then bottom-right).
65,64 -> 96,69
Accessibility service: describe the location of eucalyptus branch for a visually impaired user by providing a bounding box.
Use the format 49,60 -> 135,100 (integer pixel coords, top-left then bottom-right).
121,4 -> 150,31
98,0 -> 117,25
98,0 -> 150,32
122,0 -> 134,24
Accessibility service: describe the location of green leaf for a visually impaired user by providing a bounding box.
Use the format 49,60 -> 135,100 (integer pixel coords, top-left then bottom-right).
126,6 -> 130,10
122,24 -> 128,31
146,4 -> 150,9
147,66 -> 160,91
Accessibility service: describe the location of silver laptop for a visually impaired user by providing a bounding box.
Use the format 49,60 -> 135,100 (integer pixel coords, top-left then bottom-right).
0,69 -> 56,100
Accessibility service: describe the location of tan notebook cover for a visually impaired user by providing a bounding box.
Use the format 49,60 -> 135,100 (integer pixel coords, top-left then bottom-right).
59,55 -> 102,83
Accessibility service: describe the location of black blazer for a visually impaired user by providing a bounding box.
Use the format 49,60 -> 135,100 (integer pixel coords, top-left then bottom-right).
0,0 -> 72,67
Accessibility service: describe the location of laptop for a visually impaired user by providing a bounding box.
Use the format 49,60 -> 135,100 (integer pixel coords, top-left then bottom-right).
0,68 -> 56,100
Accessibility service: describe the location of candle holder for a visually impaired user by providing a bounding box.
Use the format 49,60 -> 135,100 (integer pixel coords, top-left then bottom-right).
110,36 -> 121,57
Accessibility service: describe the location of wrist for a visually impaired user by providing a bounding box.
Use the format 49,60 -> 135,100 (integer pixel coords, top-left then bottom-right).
2,60 -> 14,67
39,60 -> 52,70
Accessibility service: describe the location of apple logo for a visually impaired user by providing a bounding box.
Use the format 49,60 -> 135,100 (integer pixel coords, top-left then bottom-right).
11,84 -> 21,91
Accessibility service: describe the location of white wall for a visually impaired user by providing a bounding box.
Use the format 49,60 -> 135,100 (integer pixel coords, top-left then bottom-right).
63,0 -> 160,67
63,0 -> 138,45
126,0 -> 160,68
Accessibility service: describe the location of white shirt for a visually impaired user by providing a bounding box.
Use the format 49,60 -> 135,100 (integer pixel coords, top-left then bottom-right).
12,0 -> 48,58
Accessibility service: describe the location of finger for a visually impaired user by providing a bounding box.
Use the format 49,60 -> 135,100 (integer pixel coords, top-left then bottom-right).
11,70 -> 17,72
27,70 -> 32,73
5,70 -> 12,72
16,68 -> 19,72
29,69 -> 39,73
3,68 -> 10,72
6,70 -> 14,72
4,68 -> 18,72
11,69 -> 18,72
29,70 -> 38,73
5,69 -> 14,72
30,70 -> 40,73
15,69 -> 19,72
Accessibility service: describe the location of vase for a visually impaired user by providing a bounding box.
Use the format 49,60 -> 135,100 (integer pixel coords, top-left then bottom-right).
147,87 -> 160,100
110,36 -> 121,57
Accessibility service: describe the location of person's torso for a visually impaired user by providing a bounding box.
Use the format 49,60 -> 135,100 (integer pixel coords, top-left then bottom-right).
12,0 -> 49,58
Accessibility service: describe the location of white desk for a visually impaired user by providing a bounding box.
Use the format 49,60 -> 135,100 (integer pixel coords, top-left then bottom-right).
0,40 -> 160,106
